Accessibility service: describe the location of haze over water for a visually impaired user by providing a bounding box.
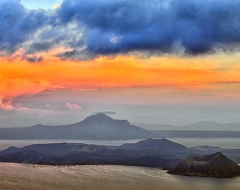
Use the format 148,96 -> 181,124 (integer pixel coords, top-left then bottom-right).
0,138 -> 239,151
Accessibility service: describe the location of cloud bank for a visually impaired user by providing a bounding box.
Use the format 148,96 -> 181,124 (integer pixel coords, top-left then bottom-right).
1,0 -> 240,59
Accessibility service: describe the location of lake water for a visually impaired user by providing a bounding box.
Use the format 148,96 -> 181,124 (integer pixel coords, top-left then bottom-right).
0,163 -> 239,190
0,137 -> 239,151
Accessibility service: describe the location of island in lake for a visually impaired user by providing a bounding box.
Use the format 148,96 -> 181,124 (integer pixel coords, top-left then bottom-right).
168,152 -> 240,178
0,138 -> 240,178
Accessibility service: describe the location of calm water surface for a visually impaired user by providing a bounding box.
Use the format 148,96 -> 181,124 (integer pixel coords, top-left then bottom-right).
0,163 -> 239,190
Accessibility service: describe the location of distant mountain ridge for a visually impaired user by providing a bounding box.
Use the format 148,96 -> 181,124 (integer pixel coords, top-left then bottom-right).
1,114 -> 240,140
0,114 -> 148,140
134,121 -> 240,131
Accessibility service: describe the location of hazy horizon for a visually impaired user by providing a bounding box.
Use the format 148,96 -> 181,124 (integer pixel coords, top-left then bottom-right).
1,112 -> 240,131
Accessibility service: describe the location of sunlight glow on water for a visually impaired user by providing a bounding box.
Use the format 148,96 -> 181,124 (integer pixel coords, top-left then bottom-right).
0,163 -> 239,190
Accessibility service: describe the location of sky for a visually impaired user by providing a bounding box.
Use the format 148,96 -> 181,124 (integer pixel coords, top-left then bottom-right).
1,0 -> 240,128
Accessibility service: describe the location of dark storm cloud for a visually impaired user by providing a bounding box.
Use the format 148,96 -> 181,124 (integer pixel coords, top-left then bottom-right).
0,0 -> 25,52
57,49 -> 81,60
27,41 -> 53,54
0,0 -> 51,54
1,0 -> 240,59
58,0 -> 240,55
26,56 -> 43,63
57,49 -> 98,60
59,49 -> 77,58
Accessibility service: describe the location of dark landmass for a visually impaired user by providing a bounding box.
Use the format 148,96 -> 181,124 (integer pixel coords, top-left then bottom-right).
107,138 -> 188,151
0,138 -> 186,167
168,152 -> 240,178
0,114 -> 240,140
0,138 -> 240,173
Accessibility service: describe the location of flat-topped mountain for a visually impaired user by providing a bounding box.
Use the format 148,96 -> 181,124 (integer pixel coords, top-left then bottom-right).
81,113 -> 118,124
168,152 -> 240,178
0,114 -> 148,140
71,114 -> 147,139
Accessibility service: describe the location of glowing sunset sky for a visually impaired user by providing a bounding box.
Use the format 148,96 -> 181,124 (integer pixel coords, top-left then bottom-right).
1,0 -> 240,127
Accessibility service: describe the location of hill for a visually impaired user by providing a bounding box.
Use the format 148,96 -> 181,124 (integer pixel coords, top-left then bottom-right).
168,152 -> 240,178
109,138 -> 188,151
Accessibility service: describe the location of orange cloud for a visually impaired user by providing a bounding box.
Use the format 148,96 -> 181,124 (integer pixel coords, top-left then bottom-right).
65,102 -> 82,110
1,53 -> 240,107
